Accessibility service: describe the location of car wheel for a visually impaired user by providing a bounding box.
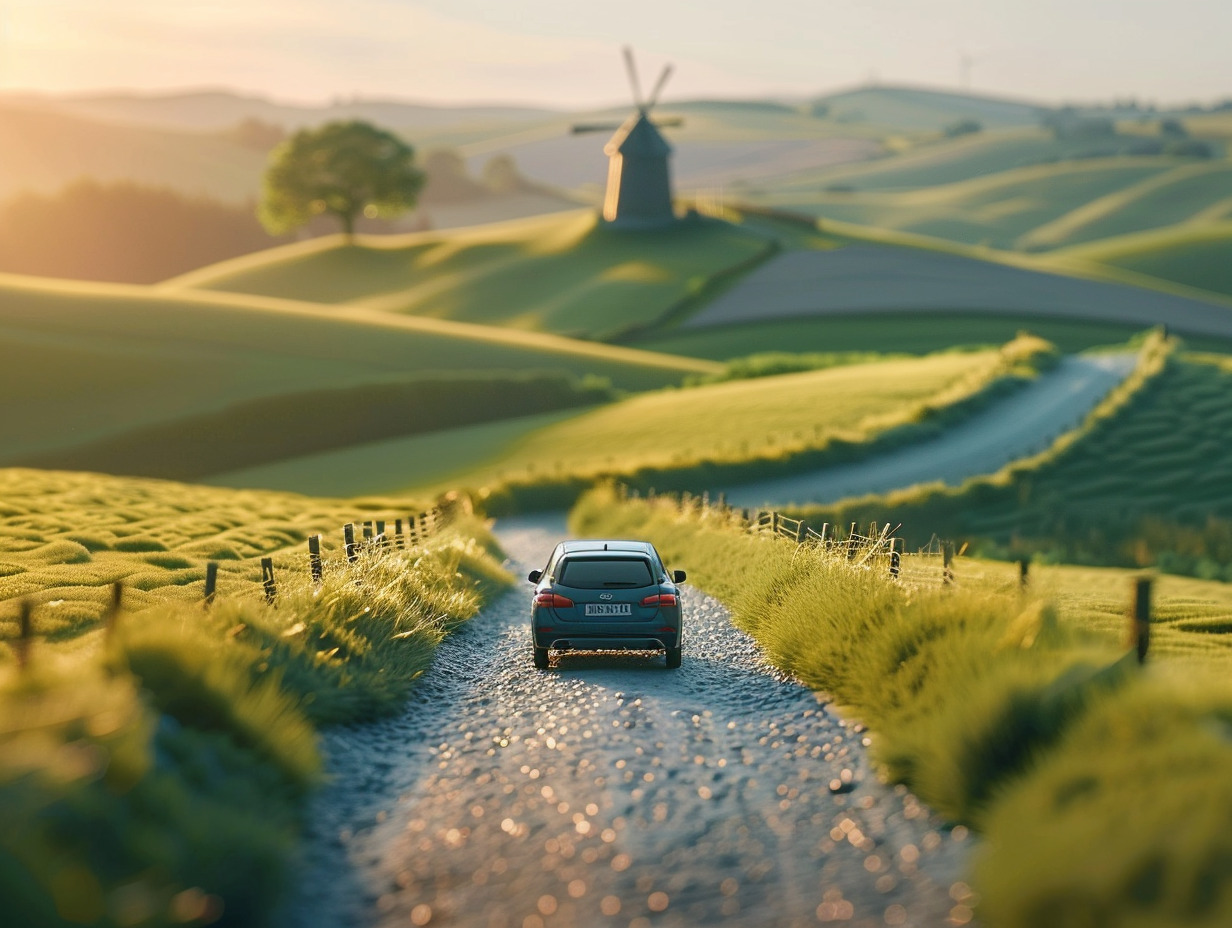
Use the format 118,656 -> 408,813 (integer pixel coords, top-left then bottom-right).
533,644 -> 550,669
665,646 -> 682,669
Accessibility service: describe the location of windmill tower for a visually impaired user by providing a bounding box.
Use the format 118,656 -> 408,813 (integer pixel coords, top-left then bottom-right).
572,48 -> 683,229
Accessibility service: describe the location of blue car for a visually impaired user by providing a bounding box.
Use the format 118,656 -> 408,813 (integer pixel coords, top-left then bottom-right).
528,540 -> 686,669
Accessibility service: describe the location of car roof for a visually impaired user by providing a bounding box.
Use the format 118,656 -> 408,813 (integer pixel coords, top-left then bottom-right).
557,539 -> 656,557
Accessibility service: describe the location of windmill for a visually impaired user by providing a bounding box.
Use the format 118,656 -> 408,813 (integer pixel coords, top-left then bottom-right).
572,48 -> 683,228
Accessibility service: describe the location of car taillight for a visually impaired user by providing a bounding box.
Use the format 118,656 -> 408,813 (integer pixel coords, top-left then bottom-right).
640,593 -> 678,607
534,592 -> 574,608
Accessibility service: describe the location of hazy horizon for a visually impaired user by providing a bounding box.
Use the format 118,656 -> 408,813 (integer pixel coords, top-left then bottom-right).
1,0 -> 1229,112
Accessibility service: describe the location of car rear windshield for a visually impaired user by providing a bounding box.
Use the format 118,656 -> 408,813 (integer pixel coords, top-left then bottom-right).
558,557 -> 654,589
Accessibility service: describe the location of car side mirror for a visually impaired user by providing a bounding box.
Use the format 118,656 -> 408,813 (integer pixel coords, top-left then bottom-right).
528,569 -> 542,584
673,569 -> 687,583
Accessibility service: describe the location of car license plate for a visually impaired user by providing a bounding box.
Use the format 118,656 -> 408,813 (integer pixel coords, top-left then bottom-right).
585,603 -> 632,617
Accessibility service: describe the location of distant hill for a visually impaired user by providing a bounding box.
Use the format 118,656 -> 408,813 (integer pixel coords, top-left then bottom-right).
1055,224 -> 1232,298
0,102 -> 266,202
812,85 -> 1044,131
1,89 -> 562,133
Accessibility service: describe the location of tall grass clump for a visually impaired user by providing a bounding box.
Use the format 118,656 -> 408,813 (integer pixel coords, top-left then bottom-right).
975,671 -> 1232,927
1,503 -> 509,928
572,483 -> 1232,926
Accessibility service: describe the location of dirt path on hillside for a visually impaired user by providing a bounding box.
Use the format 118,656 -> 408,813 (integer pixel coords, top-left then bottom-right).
277,515 -> 973,928
720,352 -> 1135,508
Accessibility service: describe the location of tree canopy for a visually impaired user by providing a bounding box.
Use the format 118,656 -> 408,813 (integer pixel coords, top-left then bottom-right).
258,120 -> 425,238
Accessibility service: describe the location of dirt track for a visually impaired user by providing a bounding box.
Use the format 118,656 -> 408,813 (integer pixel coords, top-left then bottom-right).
279,515 -> 973,928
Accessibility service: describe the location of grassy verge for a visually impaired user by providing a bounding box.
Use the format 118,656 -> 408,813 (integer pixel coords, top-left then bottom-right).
476,334 -> 1058,513
570,485 -> 1232,926
0,469 -> 510,926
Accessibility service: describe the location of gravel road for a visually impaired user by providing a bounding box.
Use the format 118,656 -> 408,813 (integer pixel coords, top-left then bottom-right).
720,352 -> 1136,508
278,515 -> 974,928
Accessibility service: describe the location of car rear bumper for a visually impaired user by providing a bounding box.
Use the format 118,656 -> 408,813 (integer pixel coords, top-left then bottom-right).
536,633 -> 679,652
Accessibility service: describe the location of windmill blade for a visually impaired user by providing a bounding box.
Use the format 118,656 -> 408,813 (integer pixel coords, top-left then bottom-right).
647,64 -> 674,110
623,46 -> 644,109
570,122 -> 625,134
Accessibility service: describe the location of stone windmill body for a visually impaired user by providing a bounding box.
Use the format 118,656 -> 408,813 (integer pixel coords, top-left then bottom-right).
573,49 -> 683,229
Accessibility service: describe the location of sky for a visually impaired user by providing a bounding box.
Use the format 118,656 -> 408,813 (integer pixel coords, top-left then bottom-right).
1,0 -> 1229,109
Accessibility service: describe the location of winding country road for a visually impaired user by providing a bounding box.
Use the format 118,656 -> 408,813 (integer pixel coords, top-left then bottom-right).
278,515 -> 973,928
720,352 -> 1136,508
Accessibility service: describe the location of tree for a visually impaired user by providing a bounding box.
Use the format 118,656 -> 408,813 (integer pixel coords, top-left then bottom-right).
258,120 -> 425,238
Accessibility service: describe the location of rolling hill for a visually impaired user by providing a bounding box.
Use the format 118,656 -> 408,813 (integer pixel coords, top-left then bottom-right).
809,84 -> 1043,131
675,239 -> 1232,339
205,344 -> 1032,497
165,210 -> 774,340
0,271 -> 713,467
0,102 -> 267,203
1054,224 -> 1232,298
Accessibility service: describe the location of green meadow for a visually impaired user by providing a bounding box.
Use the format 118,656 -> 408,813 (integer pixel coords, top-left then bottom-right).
0,271 -> 712,467
0,467 -> 509,926
1055,223 -> 1232,298
167,209 -> 773,340
203,337 -> 1052,500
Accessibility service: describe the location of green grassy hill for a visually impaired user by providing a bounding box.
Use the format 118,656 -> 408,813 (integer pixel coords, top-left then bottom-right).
0,272 -> 713,468
810,85 -> 1042,131
165,210 -> 773,340
1055,224 -> 1232,298
1018,162 -> 1232,250
759,128 -> 1161,193
752,154 -> 1232,253
791,159 -> 1170,250
206,343 -> 1035,498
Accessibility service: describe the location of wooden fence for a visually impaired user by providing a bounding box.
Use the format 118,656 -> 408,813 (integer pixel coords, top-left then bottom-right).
617,484 -> 988,591
616,484 -> 1161,662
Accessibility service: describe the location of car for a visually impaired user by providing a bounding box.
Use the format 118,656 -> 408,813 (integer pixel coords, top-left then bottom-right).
528,539 -> 686,669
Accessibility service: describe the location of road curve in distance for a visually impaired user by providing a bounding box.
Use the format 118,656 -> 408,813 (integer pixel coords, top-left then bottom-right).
720,352 -> 1135,509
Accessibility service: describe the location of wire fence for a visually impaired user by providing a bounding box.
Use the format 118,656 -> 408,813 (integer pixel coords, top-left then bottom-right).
617,484 -> 979,591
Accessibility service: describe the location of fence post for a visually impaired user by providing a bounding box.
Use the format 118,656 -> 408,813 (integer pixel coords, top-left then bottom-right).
795,521 -> 807,544
942,542 -> 954,586
204,562 -> 219,607
1132,577 -> 1152,664
395,519 -> 404,547
846,523 -> 858,560
362,521 -> 373,542
261,557 -> 277,603
889,538 -> 901,580
308,535 -> 323,584
15,599 -> 32,670
375,520 -> 386,547
106,581 -> 123,637
1018,558 -> 1029,589
344,523 -> 358,562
